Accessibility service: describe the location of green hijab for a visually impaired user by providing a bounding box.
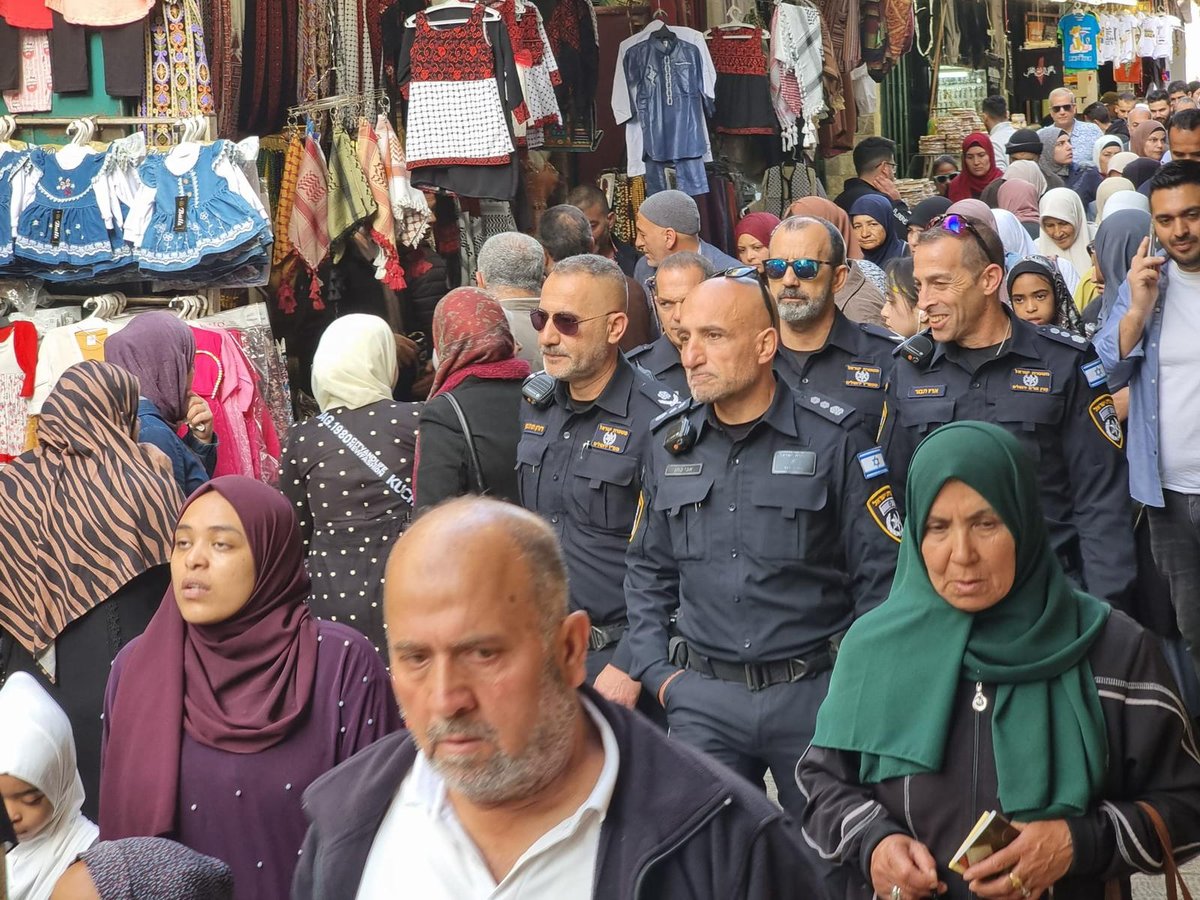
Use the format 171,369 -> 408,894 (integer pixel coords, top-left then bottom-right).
812,422 -> 1110,820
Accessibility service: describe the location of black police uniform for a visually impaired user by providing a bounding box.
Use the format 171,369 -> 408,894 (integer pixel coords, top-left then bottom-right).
627,334 -> 689,399
517,355 -> 676,685
879,310 -> 1136,609
625,377 -> 901,824
774,309 -> 899,438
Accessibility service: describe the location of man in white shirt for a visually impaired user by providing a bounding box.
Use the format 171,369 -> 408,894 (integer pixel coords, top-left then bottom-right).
292,497 -> 811,900
982,95 -> 1014,172
1038,87 -> 1103,167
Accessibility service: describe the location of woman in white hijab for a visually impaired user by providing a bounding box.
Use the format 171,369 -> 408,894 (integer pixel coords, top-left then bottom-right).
0,672 -> 97,900
994,208 -> 1081,294
1037,187 -> 1094,283
1005,159 -> 1049,197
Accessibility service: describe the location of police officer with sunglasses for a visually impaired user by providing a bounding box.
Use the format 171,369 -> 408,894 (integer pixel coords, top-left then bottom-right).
517,254 -> 679,718
763,216 -> 900,439
879,214 -> 1137,611
625,271 -> 901,873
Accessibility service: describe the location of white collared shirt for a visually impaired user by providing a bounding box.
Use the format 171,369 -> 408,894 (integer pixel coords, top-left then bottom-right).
354,697 -> 620,900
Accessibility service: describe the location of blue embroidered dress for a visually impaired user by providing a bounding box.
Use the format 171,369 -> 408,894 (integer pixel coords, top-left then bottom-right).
0,151 -> 27,266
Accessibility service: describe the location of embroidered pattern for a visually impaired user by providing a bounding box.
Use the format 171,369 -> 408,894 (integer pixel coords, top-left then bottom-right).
706,28 -> 769,76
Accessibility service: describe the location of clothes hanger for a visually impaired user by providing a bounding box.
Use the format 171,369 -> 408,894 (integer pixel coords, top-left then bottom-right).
405,2 -> 501,28
715,0 -> 755,34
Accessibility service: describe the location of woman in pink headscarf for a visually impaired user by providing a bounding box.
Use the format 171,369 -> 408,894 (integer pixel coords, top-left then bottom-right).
734,212 -> 781,272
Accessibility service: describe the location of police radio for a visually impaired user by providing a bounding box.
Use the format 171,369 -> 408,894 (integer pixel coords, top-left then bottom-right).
664,415 -> 696,455
897,329 -> 935,369
521,371 -> 556,409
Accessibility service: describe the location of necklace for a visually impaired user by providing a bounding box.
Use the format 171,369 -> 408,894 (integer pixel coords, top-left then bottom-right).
994,319 -> 1013,358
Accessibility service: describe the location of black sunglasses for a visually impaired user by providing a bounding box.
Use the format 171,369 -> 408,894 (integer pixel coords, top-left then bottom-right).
530,308 -> 615,336
711,265 -> 779,328
933,172 -> 959,184
1051,103 -> 1074,112
930,214 -> 1000,267
762,257 -> 837,281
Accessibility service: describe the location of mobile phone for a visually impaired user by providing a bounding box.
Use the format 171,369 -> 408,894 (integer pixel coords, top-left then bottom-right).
1149,220 -> 1163,257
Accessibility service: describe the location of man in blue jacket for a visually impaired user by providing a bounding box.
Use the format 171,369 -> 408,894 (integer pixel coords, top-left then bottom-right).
292,497 -> 812,900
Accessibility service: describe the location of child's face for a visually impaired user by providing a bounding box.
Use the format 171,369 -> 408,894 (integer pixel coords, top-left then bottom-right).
0,773 -> 53,840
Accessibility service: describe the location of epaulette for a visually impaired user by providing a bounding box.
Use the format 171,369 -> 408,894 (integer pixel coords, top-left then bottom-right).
637,378 -> 683,410
798,391 -> 855,425
626,341 -> 654,359
651,397 -> 698,431
1036,324 -> 1090,351
859,322 -> 903,344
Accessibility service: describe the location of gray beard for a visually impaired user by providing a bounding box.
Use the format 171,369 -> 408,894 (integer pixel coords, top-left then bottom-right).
778,294 -> 829,325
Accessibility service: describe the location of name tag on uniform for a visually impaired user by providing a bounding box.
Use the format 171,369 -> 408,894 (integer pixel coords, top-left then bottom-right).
591,423 -> 630,453
1081,358 -> 1107,388
665,463 -> 703,476
523,422 -> 546,435
845,364 -> 882,389
1010,368 -> 1053,394
908,385 -> 946,398
772,450 -> 817,476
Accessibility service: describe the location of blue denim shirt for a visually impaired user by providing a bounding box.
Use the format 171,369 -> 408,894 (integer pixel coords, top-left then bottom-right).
136,398 -> 218,497
624,30 -> 713,165
1093,271 -> 1165,507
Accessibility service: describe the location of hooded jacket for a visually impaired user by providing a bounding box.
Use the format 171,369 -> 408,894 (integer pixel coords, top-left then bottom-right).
291,687 -> 812,899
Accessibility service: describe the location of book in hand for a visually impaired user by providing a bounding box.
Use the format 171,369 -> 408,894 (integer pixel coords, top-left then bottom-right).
948,810 -> 1020,875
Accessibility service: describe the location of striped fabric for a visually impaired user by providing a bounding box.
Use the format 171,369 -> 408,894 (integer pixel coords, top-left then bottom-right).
0,361 -> 183,662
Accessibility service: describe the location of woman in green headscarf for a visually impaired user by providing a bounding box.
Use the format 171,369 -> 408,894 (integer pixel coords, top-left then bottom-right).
798,422 -> 1200,900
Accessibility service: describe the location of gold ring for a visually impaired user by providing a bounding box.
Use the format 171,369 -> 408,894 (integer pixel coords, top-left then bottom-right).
1009,872 -> 1030,897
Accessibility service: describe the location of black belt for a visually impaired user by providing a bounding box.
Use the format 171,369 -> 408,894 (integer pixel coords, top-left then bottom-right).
588,622 -> 627,652
677,642 -> 834,692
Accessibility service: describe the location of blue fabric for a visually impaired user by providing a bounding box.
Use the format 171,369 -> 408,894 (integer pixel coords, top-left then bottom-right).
633,240 -> 740,288
0,152 -> 24,264
645,157 -> 709,197
136,398 -> 218,496
1093,271 -> 1164,507
625,28 -> 712,173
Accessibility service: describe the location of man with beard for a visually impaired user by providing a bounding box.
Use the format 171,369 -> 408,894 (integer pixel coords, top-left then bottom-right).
292,498 -> 810,899
766,216 -> 899,438
625,273 -> 901,884
515,254 -> 676,716
627,250 -> 713,397
1096,160 -> 1200,675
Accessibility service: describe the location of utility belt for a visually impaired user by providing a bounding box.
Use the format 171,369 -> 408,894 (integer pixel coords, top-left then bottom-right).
588,621 -> 627,652
670,637 -> 835,692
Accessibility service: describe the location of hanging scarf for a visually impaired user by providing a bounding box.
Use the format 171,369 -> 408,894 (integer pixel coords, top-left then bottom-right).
326,124 -> 376,250
1006,255 -> 1086,335
100,477 -> 320,840
0,673 -> 99,900
376,113 -> 432,249
271,133 -> 303,266
812,421 -> 1111,820
850,193 -> 907,267
287,133 -> 331,311
355,118 -> 406,290
311,314 -> 399,411
0,362 -> 181,663
141,0 -> 216,150
429,287 -> 531,398
947,132 -> 1004,202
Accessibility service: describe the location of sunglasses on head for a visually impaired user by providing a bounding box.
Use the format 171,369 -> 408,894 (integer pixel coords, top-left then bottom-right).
529,308 -> 615,336
933,172 -> 959,184
762,257 -> 836,280
930,214 -> 1000,267
710,265 -> 779,328
1052,103 -> 1074,112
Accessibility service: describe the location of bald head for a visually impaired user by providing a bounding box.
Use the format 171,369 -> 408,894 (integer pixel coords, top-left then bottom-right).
543,253 -> 628,315
386,497 -> 568,640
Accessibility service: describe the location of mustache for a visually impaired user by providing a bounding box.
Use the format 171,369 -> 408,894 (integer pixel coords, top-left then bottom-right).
778,287 -> 811,300
425,717 -> 498,744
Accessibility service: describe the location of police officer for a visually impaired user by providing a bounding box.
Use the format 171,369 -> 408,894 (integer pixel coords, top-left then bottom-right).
518,254 -> 676,713
625,273 -> 901,832
627,250 -> 713,398
880,214 -> 1136,609
766,216 -> 899,437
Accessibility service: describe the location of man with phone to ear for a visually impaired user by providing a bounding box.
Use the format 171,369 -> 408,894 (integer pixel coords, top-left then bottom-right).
1096,159 -> 1200,677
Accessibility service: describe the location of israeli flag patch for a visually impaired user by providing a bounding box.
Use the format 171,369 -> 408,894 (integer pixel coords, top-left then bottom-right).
1081,359 -> 1107,389
857,447 -> 889,480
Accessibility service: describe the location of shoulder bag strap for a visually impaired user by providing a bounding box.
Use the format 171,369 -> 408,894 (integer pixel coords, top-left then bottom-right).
1137,800 -> 1195,900
442,392 -> 488,495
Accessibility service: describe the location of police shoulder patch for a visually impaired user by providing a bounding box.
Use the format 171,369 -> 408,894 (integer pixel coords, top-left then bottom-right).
650,398 -> 696,432
857,446 -> 889,479
1088,393 -> 1125,449
1081,357 -> 1108,389
866,485 -> 904,543
801,392 -> 855,425
1036,324 -> 1090,352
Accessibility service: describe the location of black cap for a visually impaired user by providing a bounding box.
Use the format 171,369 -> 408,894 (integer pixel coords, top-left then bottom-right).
1007,128 -> 1044,157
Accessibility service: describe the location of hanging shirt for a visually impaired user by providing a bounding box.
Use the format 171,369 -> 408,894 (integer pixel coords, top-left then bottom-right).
1154,15 -> 1177,60
1059,12 -> 1099,70
1138,14 -> 1158,59
1117,14 -> 1137,65
1097,14 -> 1118,65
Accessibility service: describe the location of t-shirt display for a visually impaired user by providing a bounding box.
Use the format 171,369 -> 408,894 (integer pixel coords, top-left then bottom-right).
1059,12 -> 1099,70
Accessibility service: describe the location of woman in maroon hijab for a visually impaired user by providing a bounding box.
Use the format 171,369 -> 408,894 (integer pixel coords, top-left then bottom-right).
98,476 -> 400,900
947,133 -> 1004,202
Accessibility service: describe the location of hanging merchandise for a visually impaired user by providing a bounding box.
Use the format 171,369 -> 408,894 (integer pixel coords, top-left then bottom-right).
1016,47 -> 1064,96
0,320 -> 37,464
140,0 -> 216,150
612,20 -> 716,193
768,1 -> 827,151
490,0 -> 562,149
272,133 -> 304,267
1059,9 -> 1100,71
374,112 -> 432,248
546,0 -> 599,123
3,32 -> 52,114
354,117 -> 405,290
397,3 -> 528,201
705,24 -> 778,138
284,133 -> 331,312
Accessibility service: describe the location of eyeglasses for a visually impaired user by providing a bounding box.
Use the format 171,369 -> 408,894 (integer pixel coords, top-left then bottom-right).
933,172 -> 959,184
930,214 -> 999,267
710,266 -> 779,328
1051,103 -> 1075,113
762,257 -> 836,280
529,308 -> 615,336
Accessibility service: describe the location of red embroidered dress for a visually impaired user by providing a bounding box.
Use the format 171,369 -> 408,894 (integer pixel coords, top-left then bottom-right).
705,27 -> 779,136
400,4 -> 528,169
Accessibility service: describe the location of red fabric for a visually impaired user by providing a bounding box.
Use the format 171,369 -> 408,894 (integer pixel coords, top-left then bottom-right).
0,0 -> 51,30
429,287 -> 528,397
0,322 -> 38,397
734,212 -> 781,249
947,132 -> 1004,202
100,477 -> 319,840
